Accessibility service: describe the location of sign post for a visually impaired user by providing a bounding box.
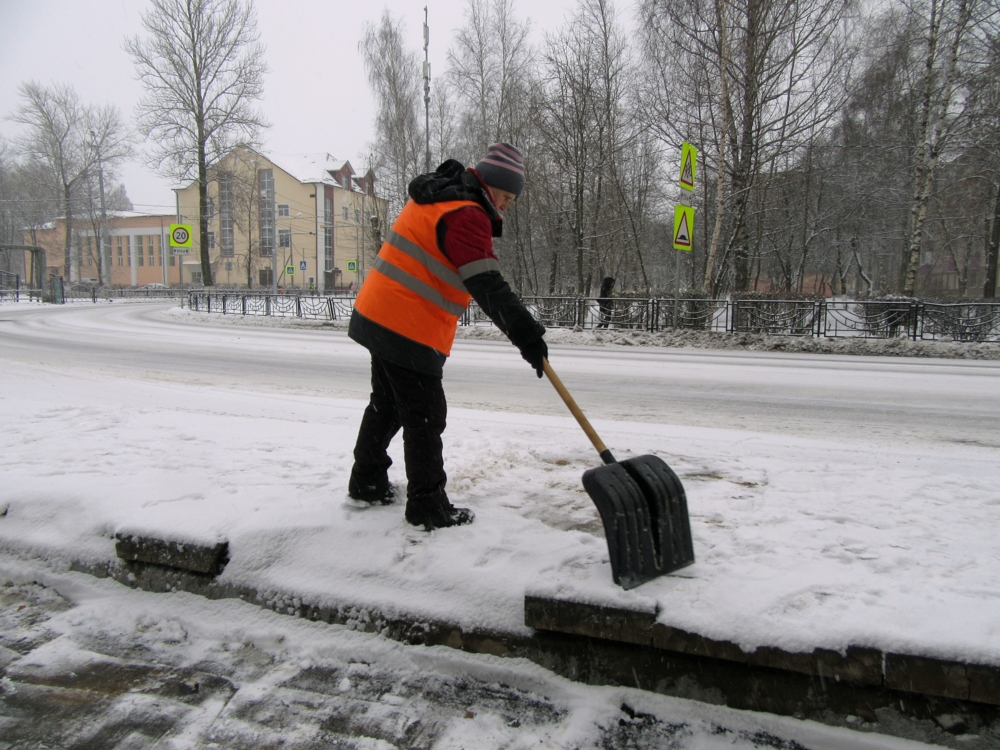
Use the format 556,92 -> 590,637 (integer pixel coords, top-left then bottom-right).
673,142 -> 697,328
169,223 -> 193,289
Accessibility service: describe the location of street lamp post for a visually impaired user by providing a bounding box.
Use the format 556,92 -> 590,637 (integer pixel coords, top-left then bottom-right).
423,7 -> 431,173
90,129 -> 109,287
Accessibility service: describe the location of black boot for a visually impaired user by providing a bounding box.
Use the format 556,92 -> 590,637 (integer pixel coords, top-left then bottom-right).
348,473 -> 396,506
405,500 -> 474,530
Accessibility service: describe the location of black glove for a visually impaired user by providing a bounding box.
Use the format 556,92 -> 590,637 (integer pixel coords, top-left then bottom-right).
520,338 -> 548,378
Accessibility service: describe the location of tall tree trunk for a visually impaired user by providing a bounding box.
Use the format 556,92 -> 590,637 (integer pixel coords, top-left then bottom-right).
62,182 -> 73,281
197,134 -> 214,286
704,0 -> 731,293
985,182 -> 1000,298
903,0 -> 968,296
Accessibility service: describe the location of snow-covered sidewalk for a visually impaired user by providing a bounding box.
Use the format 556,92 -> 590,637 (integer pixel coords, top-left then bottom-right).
2,348 -> 998,669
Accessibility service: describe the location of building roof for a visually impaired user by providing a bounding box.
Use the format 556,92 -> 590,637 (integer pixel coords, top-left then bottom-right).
267,151 -> 373,194
266,151 -> 343,185
31,210 -> 175,229
171,147 -> 375,194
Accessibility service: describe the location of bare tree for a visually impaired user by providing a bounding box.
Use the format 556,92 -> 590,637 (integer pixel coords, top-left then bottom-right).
902,0 -> 975,295
126,0 -> 269,287
430,86 -> 460,163
0,139 -> 58,252
641,0 -> 854,293
360,10 -> 424,217
8,82 -> 131,282
448,0 -> 534,159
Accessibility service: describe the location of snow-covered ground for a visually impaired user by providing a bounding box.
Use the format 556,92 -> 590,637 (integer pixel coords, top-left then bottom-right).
1,562 -> 938,749
1,301 -> 999,747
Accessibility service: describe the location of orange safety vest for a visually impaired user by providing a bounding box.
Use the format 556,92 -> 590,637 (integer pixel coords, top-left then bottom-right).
354,199 -> 479,356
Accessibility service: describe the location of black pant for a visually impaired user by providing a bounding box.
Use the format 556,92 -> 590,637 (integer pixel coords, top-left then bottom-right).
350,354 -> 448,507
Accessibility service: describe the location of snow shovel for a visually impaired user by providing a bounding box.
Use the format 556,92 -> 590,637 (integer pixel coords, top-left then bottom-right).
543,359 -> 694,589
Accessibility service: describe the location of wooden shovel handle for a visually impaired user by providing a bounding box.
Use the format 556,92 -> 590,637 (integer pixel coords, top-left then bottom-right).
542,358 -> 616,465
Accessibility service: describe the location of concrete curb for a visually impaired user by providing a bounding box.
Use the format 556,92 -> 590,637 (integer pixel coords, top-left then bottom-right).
524,595 -> 1000,708
3,541 -> 998,741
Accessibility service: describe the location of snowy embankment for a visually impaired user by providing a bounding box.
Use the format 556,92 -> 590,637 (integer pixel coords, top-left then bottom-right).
1,303 -> 998,674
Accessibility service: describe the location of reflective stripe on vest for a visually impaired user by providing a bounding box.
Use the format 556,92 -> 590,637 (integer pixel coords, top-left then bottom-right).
354,198 -> 481,356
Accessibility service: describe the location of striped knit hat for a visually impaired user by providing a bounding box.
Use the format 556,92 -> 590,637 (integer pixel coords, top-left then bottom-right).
475,142 -> 525,198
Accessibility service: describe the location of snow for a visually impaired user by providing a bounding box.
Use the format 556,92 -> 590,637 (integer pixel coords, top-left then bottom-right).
0,564 -> 939,749
1,301 -> 999,669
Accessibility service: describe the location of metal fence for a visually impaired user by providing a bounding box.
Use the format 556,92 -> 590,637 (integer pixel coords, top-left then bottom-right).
187,292 -> 1000,343
1,285 -> 190,303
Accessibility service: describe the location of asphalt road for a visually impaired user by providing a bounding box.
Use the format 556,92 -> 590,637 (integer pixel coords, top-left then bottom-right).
2,300 -> 999,448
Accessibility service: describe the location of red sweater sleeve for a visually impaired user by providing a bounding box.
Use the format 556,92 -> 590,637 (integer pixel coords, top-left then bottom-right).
438,206 -> 499,272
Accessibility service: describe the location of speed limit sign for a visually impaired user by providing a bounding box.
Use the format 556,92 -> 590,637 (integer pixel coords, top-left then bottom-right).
169,224 -> 193,249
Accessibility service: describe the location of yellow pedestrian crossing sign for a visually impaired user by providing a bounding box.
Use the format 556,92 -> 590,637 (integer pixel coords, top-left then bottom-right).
679,142 -> 697,192
673,205 -> 695,251
347,260 -> 357,272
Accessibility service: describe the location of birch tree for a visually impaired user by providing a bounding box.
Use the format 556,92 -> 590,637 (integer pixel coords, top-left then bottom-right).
360,10 -> 424,217
902,0 -> 975,296
641,0 -> 853,293
448,0 -> 534,160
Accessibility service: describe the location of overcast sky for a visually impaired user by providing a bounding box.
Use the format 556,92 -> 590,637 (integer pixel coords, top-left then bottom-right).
0,0 -> 597,214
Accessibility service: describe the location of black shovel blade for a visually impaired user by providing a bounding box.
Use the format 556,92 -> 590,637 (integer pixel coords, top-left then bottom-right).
582,455 -> 694,589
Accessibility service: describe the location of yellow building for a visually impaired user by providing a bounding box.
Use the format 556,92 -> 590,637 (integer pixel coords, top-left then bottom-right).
22,212 -> 179,288
174,147 -> 385,291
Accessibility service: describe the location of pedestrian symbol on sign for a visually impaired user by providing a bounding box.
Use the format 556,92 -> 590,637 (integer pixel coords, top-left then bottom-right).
347,260 -> 357,272
679,142 -> 697,192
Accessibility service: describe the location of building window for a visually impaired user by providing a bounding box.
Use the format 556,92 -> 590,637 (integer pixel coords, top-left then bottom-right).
342,206 -> 348,222
149,237 -> 156,266
207,231 -> 216,250
278,228 -> 291,248
219,172 -> 235,257
205,197 -> 215,220
259,268 -> 273,287
259,169 -> 275,258
355,208 -> 361,224
117,237 -> 123,266
137,236 -> 145,266
277,203 -> 289,217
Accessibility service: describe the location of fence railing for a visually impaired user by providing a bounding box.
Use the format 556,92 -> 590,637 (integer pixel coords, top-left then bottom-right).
186,292 -> 1000,343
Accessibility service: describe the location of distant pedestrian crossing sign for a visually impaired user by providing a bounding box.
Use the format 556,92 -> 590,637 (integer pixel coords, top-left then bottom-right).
347,260 -> 357,272
673,205 -> 695,251
679,142 -> 697,192
286,265 -> 295,276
